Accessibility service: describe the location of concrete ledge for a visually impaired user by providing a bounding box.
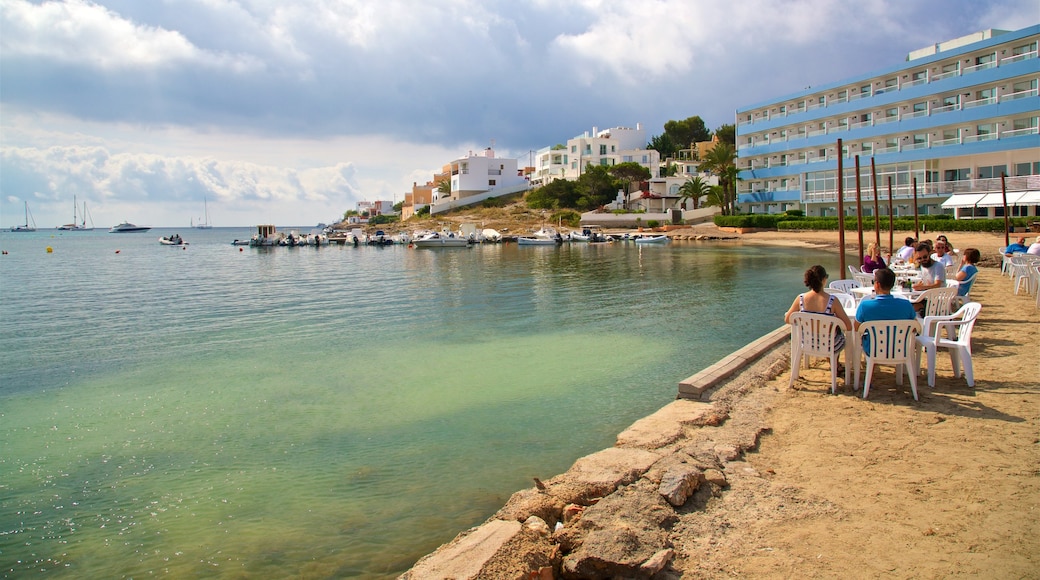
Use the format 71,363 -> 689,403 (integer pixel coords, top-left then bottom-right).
400,519 -> 523,579
678,325 -> 790,399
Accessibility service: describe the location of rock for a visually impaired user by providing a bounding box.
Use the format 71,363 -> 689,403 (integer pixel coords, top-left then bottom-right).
401,519 -> 523,579
562,504 -> 585,524
714,443 -> 741,462
496,487 -> 565,526
525,515 -> 551,536
616,400 -> 716,450
546,447 -> 661,504
703,468 -> 728,488
639,548 -> 675,575
658,464 -> 702,507
555,482 -> 676,562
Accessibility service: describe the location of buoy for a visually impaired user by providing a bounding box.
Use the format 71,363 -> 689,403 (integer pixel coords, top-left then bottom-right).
115,250 -> 121,254
239,247 -> 243,252
46,246 -> 53,253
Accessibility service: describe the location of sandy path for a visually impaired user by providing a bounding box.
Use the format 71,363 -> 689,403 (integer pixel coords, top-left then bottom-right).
668,228 -> 1040,579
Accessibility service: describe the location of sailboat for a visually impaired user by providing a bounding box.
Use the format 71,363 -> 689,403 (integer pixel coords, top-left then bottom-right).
192,197 -> 213,229
11,201 -> 37,232
57,196 -> 95,231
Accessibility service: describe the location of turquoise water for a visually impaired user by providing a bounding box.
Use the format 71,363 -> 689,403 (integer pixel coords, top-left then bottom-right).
0,228 -> 831,578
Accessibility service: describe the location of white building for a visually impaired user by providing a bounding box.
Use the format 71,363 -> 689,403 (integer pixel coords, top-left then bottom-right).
531,124 -> 661,186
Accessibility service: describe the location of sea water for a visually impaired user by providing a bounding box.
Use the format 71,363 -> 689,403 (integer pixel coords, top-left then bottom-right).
0,228 -> 835,578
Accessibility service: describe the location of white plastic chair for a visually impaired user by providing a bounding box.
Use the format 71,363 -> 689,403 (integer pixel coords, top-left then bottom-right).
915,302 -> 982,388
912,286 -> 958,320
789,312 -> 849,394
848,265 -> 862,277
828,291 -> 856,312
1010,256 -> 1033,295
950,271 -> 978,309
853,272 -> 875,288
858,319 -> 921,400
828,279 -> 861,294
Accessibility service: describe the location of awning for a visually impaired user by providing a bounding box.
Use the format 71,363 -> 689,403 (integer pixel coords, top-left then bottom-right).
940,193 -> 986,208
1015,190 -> 1040,205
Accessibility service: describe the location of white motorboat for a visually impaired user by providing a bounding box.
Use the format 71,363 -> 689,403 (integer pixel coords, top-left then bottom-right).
517,227 -> 563,245
634,234 -> 669,244
109,222 -> 151,233
412,232 -> 470,247
11,201 -> 36,232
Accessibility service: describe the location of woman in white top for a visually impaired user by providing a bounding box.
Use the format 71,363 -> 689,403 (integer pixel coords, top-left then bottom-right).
1027,236 -> 1040,256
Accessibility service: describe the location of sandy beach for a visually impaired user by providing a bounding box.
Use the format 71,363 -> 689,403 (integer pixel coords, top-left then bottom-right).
667,226 -> 1040,578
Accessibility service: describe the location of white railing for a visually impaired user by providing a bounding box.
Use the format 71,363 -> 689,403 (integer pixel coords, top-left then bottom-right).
874,115 -> 899,126
931,70 -> 959,82
962,60 -> 998,74
1001,49 -> 1037,64
1000,126 -> 1038,138
903,77 -> 929,89
905,141 -> 930,151
1002,88 -> 1038,101
876,145 -> 900,154
932,103 -> 960,114
963,96 -> 997,109
906,109 -> 929,119
962,133 -> 998,144
807,128 -> 827,137
848,91 -> 871,102
931,137 -> 961,147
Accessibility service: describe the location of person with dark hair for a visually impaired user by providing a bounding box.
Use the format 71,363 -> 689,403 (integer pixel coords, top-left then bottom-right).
784,265 -> 852,354
912,242 -> 946,292
855,267 -> 916,354
954,248 -> 981,297
895,236 -> 916,263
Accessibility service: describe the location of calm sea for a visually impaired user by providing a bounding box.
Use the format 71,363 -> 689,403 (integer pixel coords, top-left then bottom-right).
0,227 -> 834,578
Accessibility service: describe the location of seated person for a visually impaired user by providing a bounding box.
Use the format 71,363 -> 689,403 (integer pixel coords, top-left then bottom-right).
912,242 -> 946,292
1027,236 -> 1040,256
1004,236 -> 1029,256
955,248 -> 980,297
855,268 -> 916,354
931,241 -> 955,268
863,242 -> 887,274
784,264 -> 852,355
895,236 -> 917,263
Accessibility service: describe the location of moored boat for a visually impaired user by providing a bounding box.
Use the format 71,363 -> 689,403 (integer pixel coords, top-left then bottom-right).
412,232 -> 470,248
109,222 -> 151,233
633,234 -> 669,244
159,234 -> 187,246
11,201 -> 37,232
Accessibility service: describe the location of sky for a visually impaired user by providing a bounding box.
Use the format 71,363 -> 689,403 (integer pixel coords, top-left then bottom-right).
2,0 -> 1037,228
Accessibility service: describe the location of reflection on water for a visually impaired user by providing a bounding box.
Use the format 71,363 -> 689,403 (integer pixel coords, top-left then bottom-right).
0,229 -> 834,578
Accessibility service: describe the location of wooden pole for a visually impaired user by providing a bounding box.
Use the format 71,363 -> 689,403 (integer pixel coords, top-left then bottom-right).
1001,172 -> 1010,247
854,155 -> 864,268
871,157 -> 881,247
836,139 -> 846,277
887,177 -> 894,259
912,177 -> 920,240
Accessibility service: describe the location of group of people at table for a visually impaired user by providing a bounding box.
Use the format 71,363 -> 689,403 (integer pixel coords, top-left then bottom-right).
783,235 -> 982,385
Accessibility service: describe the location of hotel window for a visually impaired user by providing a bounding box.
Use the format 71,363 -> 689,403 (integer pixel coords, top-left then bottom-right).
941,62 -> 959,75
860,85 -> 872,97
779,129 -> 787,139
779,105 -> 787,114
860,112 -> 872,123
976,123 -> 996,137
886,137 -> 899,150
622,155 -> 632,162
642,154 -> 649,163
1015,161 -> 1040,176
836,90 -> 847,102
913,133 -> 928,146
976,87 -> 995,101
1013,117 -> 1038,130
780,154 -> 789,166
977,165 -> 1007,179
1013,79 -> 1037,94
912,102 -> 928,116
599,144 -> 607,155
944,168 -> 969,181
942,129 -> 960,142
975,53 -> 995,67
781,178 -> 789,190
571,145 -> 576,153
942,94 -> 959,107
886,107 -> 898,119
861,142 -> 872,155
911,70 -> 928,83
1011,41 -> 1037,56
797,100 -> 806,110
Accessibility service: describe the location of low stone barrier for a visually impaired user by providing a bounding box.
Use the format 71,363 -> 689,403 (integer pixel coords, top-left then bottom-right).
399,326 -> 792,579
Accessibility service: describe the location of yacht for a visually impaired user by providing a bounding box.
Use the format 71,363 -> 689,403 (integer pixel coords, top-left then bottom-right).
109,222 -> 151,233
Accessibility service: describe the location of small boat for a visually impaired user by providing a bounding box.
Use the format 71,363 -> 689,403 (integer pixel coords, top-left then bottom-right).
11,201 -> 37,232
412,232 -> 470,248
109,222 -> 151,233
159,234 -> 187,246
634,234 -> 669,244
517,227 -> 563,245
57,196 -> 95,231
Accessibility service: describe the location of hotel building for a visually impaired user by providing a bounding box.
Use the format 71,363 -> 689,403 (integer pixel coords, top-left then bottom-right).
531,124 -> 661,186
735,24 -> 1040,219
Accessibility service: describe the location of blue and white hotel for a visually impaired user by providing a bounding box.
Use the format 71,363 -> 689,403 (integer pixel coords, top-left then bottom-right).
735,24 -> 1040,219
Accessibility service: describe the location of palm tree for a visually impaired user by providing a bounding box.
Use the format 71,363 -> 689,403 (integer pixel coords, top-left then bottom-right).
678,176 -> 711,210
699,143 -> 739,215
